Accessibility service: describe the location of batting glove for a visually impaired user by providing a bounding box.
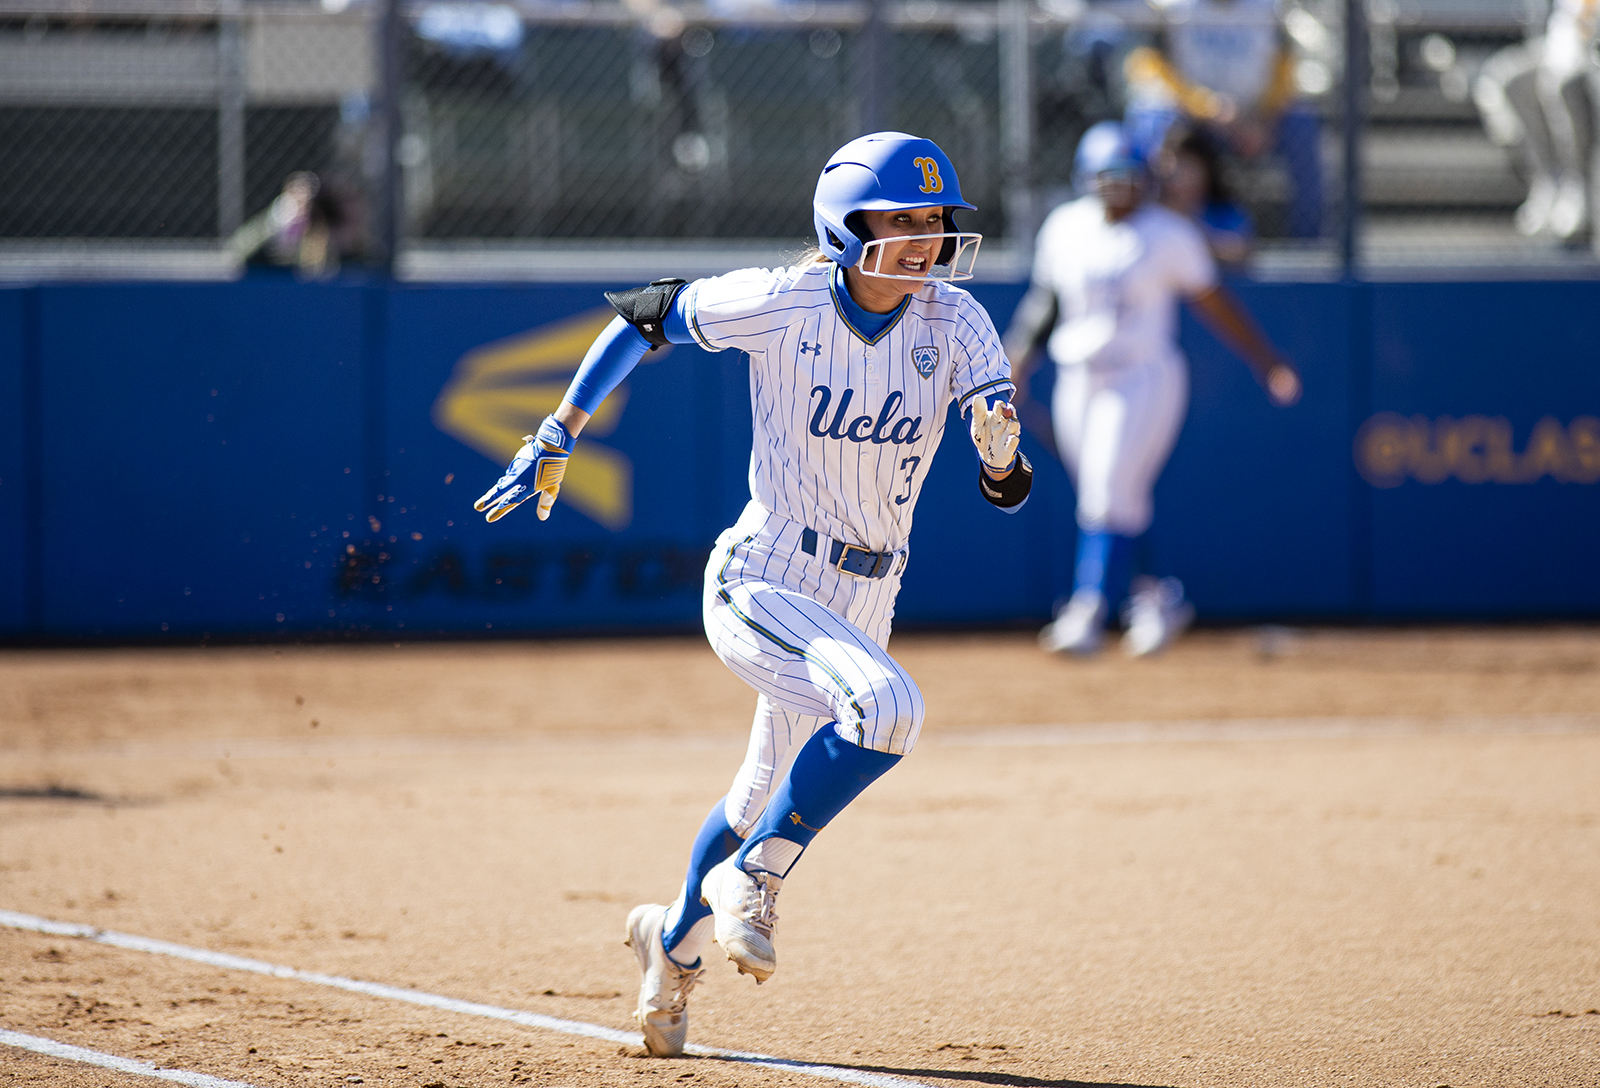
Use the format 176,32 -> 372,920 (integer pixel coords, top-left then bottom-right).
473,414 -> 574,523
970,400 -> 1021,474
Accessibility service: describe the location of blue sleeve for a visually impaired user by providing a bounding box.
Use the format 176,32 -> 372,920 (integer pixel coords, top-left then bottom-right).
664,288 -> 694,344
565,316 -> 651,414
563,292 -> 696,414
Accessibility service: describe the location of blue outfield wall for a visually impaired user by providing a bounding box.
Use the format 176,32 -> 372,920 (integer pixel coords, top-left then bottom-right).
0,289 -> 28,633
1,275 -> 1596,641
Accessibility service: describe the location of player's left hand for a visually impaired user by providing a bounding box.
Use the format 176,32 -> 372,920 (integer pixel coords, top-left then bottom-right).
1265,363 -> 1302,407
971,400 -> 1021,474
474,414 -> 574,523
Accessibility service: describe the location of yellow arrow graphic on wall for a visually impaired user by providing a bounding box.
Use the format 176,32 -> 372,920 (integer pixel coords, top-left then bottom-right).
433,308 -> 651,531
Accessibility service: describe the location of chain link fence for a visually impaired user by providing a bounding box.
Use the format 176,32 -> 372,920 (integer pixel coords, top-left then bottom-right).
402,15 -> 1005,242
0,0 -> 1592,275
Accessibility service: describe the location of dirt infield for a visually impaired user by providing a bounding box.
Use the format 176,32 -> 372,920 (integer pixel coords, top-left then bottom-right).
2,627 -> 1598,1088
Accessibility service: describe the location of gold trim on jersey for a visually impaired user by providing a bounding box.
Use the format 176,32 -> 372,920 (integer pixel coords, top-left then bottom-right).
828,270 -> 912,346
959,378 -> 1016,416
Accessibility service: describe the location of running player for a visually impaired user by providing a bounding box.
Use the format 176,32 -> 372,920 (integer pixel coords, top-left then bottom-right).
1005,121 -> 1299,657
474,132 -> 1031,1056
1473,0 -> 1597,241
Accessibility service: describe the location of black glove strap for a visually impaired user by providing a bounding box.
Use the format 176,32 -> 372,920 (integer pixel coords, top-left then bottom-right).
604,278 -> 689,348
977,452 -> 1032,509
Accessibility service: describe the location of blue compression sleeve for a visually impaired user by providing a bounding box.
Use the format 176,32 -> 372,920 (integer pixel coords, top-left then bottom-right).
734,727 -> 900,879
563,293 -> 697,414
661,799 -> 743,961
565,316 -> 650,415
662,290 -> 693,343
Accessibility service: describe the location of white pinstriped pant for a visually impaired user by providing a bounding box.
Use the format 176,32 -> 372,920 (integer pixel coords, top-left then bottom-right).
1052,354 -> 1189,537
703,501 -> 925,837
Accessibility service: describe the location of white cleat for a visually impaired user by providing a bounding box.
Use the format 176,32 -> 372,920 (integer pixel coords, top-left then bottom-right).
1547,175 -> 1590,242
1514,175 -> 1559,237
1038,588 -> 1107,656
1122,577 -> 1195,658
624,903 -> 704,1057
700,858 -> 780,984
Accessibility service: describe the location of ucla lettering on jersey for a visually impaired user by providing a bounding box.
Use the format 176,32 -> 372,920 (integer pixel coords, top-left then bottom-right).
682,262 -> 1013,552
808,387 -> 926,446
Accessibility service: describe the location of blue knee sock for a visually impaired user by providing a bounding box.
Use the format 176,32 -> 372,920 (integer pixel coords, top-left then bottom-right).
1074,529 -> 1138,607
734,727 -> 901,880
661,800 -> 742,954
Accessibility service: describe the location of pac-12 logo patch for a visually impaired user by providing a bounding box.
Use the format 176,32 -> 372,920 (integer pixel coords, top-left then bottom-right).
911,345 -> 939,378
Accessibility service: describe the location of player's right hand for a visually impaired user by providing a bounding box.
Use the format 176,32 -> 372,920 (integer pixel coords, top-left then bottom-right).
1266,363 -> 1302,407
474,414 -> 573,523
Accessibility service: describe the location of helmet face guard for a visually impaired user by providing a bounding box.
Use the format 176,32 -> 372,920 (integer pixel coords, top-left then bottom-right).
813,131 -> 982,275
857,231 -> 984,282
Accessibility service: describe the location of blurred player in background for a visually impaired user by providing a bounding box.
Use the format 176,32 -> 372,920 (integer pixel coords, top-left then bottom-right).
1123,0 -> 1323,238
1005,121 -> 1299,657
474,132 -> 1030,1055
1156,126 -> 1255,268
1473,0 -> 1598,242
228,171 -> 352,278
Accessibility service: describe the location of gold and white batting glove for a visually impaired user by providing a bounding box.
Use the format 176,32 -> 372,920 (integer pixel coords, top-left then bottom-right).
474,414 -> 573,523
970,400 -> 1021,474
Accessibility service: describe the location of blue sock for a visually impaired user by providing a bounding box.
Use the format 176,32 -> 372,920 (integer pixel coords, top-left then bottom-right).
1073,529 -> 1112,595
661,800 -> 742,956
734,726 -> 901,880
1074,530 -> 1138,607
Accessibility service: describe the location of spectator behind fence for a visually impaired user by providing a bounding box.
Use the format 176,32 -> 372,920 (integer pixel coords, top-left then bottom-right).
229,172 -> 351,278
1473,0 -> 1598,243
1156,126 -> 1255,266
1123,0 -> 1322,239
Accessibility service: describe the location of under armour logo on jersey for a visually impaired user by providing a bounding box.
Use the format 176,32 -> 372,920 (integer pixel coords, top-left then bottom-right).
799,341 -> 822,356
808,385 -> 925,445
913,156 -> 944,194
911,345 -> 938,378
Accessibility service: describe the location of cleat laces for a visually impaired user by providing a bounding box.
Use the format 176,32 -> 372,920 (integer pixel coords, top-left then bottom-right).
663,959 -> 705,1014
746,875 -> 780,939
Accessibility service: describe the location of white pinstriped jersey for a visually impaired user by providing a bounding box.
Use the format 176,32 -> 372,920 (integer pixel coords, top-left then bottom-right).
1033,197 -> 1217,373
683,261 -> 1014,554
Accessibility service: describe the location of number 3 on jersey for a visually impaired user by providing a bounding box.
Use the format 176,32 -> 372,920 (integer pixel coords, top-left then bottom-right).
894,455 -> 921,505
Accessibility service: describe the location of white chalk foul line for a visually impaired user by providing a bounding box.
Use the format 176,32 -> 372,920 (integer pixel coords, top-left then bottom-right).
0,909 -> 935,1088
0,1027 -> 263,1088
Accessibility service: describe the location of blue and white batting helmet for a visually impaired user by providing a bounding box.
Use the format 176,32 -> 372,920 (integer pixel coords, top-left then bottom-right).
1072,120 -> 1146,194
813,131 -> 978,268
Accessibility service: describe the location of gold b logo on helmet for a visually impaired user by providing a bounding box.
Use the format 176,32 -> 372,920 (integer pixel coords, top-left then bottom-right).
913,156 -> 943,194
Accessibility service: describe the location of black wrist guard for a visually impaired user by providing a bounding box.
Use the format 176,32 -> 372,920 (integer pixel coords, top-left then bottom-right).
977,452 -> 1032,509
603,277 -> 689,348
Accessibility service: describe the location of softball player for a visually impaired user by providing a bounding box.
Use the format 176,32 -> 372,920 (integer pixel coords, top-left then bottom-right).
1473,0 -> 1598,241
1005,121 -> 1299,657
474,132 -> 1031,1057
